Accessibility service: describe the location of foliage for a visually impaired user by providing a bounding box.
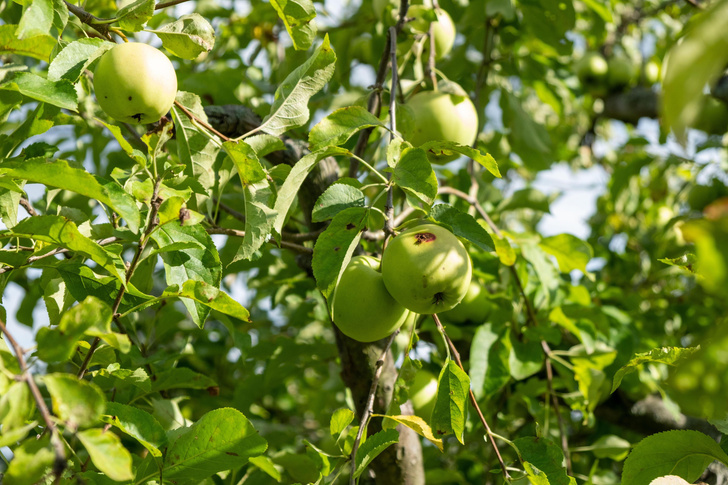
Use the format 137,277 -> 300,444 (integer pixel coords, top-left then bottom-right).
0,0 -> 727,484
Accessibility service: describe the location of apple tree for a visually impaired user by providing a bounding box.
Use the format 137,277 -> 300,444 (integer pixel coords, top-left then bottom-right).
0,0 -> 727,484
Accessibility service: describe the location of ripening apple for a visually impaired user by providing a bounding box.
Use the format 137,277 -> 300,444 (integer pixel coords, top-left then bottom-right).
407,5 -> 456,61
333,255 -> 412,342
94,42 -> 178,124
439,280 -> 492,323
381,224 -> 472,314
407,88 -> 478,163
575,52 -> 609,97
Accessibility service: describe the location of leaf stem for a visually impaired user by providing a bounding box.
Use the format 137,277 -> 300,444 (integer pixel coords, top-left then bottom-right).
350,154 -> 390,185
173,100 -> 232,143
0,318 -> 67,480
432,313 -> 510,480
349,329 -> 400,485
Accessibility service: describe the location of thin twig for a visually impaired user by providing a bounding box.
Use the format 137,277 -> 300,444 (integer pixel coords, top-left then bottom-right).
174,100 -> 233,143
155,0 -> 194,9
542,340 -> 572,474
64,1 -> 113,40
19,197 -> 38,216
0,318 -> 67,480
437,186 -> 501,236
214,198 -> 324,242
432,314 -> 510,480
207,227 -> 313,254
427,22 -> 437,89
78,179 -> 165,379
383,26 -> 399,243
0,237 -> 122,275
349,330 -> 400,485
348,0 -> 410,178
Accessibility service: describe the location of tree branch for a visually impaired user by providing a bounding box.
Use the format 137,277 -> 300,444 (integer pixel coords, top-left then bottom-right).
349,330 -> 399,484
206,226 -> 313,254
0,318 -> 67,480
432,314 -> 510,480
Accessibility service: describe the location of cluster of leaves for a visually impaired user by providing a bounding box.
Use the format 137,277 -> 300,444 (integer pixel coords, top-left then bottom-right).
0,0 -> 727,484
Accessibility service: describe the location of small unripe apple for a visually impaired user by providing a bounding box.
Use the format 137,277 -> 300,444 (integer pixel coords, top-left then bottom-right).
693,96 -> 728,135
439,280 -> 492,323
94,42 -> 178,124
575,52 -> 609,97
407,88 -> 478,163
407,5 -> 456,61
333,255 -> 412,342
607,54 -> 637,90
381,224 -> 472,314
409,370 -> 437,418
643,59 -> 661,85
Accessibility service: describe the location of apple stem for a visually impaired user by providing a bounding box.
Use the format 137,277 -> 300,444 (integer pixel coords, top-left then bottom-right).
432,313 -> 511,480
349,329 -> 401,484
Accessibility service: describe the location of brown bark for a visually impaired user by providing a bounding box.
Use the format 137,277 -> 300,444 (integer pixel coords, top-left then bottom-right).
206,104 -> 425,484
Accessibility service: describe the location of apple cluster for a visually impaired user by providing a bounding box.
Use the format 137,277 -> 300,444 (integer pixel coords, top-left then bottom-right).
575,51 -> 659,97
333,224 -> 472,342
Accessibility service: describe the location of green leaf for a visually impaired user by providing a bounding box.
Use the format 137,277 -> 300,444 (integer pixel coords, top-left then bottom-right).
0,421 -> 38,448
97,119 -> 147,166
151,13 -> 215,60
520,0 -> 575,54
103,402 -> 167,457
224,140 -> 266,186
329,408 -> 354,437
312,184 -> 366,223
490,229 -> 516,266
56,262 -> 153,314
420,141 -> 501,178
469,323 -> 511,399
379,414 -> 443,452
509,336 -> 544,380
622,430 -> 728,485
3,435 -> 54,485
514,436 -> 570,485
498,188 -> 551,213
0,24 -> 55,61
272,146 -> 349,235
43,373 -> 106,430
115,0 -> 155,32
393,147 -> 438,210
312,206 -> 367,301
662,0 -> 728,142
269,0 -> 317,51
259,35 -> 336,136
249,455 -> 282,481
36,296 -> 129,363
152,367 -> 217,393
233,180 -> 278,262
0,159 -> 141,233
0,381 -> 34,431
589,435 -> 631,461
77,428 -> 134,482
308,106 -> 387,151
163,408 -> 267,480
540,233 -> 593,274
680,218 -> 728,296
581,0 -> 613,22
150,221 -> 222,327
48,38 -> 109,82
611,347 -> 698,393
160,280 -> 250,322
430,204 -> 495,252
171,91 -> 219,210
0,72 -> 77,111
353,428 -> 399,478
6,215 -> 126,283
431,359 -> 470,444
500,92 -> 553,171
17,0 -> 54,39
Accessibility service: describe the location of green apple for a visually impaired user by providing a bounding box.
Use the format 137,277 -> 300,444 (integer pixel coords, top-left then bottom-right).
643,59 -> 661,85
439,280 -> 492,323
693,96 -> 728,135
94,42 -> 178,124
333,255 -> 412,342
381,224 -> 472,314
407,88 -> 478,163
607,54 -> 637,90
410,370 -> 437,418
407,5 -> 456,61
575,52 -> 609,97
